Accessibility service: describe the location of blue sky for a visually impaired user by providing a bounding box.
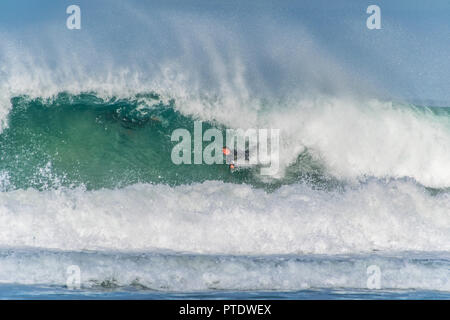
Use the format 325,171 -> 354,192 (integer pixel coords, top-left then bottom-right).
0,0 -> 449,104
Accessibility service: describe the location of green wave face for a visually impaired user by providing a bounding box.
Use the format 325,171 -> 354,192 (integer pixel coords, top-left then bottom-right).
3,92 -> 327,191
6,92 -> 448,192
0,93 -> 241,190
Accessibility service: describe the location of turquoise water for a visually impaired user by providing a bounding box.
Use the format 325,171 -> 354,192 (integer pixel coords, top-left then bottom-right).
0,93 -> 337,191
2,93 -> 449,192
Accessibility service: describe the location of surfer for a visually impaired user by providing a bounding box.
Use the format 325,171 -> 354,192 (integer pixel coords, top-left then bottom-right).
222,147 -> 234,170
222,147 -> 250,170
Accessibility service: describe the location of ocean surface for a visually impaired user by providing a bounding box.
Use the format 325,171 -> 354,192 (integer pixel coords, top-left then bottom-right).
0,0 -> 449,299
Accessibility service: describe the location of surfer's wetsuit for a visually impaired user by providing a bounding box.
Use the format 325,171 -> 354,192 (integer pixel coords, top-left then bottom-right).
222,147 -> 250,170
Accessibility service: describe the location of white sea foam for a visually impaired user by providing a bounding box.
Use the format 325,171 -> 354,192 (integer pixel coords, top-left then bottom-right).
261,97 -> 450,187
0,249 -> 448,292
0,180 -> 448,255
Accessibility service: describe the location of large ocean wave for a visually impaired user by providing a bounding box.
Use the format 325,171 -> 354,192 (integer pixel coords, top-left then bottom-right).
0,92 -> 449,190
